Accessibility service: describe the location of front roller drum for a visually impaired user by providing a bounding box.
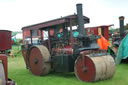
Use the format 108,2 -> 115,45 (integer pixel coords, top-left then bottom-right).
28,45 -> 51,76
74,55 -> 116,82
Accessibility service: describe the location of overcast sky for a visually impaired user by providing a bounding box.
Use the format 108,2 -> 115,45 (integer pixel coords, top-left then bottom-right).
0,0 -> 128,31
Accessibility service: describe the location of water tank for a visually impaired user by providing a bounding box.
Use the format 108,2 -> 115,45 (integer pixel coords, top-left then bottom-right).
0,30 -> 12,51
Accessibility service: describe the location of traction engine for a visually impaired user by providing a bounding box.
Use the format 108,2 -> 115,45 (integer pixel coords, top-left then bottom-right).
22,4 -> 116,82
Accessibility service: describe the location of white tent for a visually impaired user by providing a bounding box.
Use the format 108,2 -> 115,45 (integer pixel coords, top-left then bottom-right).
12,33 -> 22,39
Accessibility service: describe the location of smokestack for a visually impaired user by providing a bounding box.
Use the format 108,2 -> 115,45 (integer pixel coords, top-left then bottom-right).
76,3 -> 85,35
119,16 -> 125,39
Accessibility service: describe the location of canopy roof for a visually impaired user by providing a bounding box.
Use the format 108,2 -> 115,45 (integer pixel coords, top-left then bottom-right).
22,14 -> 89,31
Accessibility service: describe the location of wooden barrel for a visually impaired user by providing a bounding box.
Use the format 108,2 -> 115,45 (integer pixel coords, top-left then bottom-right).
0,61 -> 6,85
75,55 -> 116,82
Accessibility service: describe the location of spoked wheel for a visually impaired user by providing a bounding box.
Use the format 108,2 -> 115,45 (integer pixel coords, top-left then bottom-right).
74,55 -> 116,82
28,45 -> 51,76
0,61 -> 6,85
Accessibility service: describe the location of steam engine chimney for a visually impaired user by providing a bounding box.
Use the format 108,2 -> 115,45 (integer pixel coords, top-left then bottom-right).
119,16 -> 125,39
76,4 -> 85,35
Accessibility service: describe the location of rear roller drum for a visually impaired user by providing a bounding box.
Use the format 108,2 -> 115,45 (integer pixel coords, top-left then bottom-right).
28,45 -> 51,76
74,55 -> 116,82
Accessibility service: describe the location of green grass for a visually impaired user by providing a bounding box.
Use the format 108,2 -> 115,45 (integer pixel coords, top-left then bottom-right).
8,46 -> 128,85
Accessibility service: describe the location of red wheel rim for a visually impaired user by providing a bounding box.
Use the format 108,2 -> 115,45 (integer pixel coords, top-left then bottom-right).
75,56 -> 96,82
29,47 -> 43,76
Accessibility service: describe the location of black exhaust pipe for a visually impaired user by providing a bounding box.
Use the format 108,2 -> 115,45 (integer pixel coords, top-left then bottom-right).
119,16 -> 125,39
76,4 -> 85,35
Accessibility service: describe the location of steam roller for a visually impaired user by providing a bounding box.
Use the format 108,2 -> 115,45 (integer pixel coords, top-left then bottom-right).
21,3 -> 116,82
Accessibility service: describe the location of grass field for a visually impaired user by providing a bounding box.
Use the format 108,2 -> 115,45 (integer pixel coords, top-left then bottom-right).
8,46 -> 128,85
